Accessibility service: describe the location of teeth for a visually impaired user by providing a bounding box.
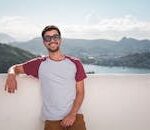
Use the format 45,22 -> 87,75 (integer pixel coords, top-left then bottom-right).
48,42 -> 57,46
52,43 -> 57,44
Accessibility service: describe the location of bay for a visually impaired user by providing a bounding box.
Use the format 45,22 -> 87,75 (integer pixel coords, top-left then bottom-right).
84,64 -> 150,74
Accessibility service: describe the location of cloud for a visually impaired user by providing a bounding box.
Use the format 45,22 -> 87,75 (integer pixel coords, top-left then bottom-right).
0,16 -> 41,41
63,15 -> 150,40
0,15 -> 150,41
85,11 -> 100,25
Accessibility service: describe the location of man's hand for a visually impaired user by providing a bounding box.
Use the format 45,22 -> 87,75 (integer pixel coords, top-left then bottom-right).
60,113 -> 76,127
5,74 -> 17,93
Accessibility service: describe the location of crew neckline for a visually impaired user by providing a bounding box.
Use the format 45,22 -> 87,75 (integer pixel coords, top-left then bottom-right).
47,55 -> 66,62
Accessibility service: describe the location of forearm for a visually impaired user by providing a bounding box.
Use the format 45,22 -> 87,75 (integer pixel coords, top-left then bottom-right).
60,89 -> 84,127
69,91 -> 84,115
69,80 -> 85,116
5,64 -> 24,93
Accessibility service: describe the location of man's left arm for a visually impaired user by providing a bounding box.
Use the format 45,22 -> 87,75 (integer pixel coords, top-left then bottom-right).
60,80 -> 85,127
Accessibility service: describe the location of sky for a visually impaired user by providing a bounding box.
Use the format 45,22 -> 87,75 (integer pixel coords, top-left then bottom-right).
0,0 -> 150,41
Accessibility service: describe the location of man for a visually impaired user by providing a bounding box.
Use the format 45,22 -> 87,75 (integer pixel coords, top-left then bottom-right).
5,25 -> 87,130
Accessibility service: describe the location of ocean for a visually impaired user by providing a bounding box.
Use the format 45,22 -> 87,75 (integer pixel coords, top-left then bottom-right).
84,64 -> 150,74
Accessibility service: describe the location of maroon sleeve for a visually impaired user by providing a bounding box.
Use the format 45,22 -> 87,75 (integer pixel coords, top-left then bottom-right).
75,60 -> 87,82
64,56 -> 87,82
23,57 -> 45,78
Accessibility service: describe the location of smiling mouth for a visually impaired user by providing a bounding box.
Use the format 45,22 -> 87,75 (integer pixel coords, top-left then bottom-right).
48,42 -> 58,46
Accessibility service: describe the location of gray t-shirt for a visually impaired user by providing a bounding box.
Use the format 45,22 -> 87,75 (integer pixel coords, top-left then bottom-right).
23,56 -> 86,120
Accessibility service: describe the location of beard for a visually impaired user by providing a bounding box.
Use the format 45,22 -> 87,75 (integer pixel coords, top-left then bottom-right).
47,46 -> 60,53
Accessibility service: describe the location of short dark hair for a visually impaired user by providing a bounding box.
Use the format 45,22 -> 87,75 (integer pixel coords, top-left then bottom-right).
41,25 -> 61,38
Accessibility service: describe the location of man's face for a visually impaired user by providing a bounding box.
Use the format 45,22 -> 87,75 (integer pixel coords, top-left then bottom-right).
43,30 -> 61,52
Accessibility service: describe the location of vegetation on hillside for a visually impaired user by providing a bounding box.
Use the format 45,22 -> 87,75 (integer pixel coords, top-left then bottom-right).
0,43 -> 37,73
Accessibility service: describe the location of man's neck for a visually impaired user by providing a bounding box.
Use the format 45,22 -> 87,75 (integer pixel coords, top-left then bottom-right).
48,51 -> 65,61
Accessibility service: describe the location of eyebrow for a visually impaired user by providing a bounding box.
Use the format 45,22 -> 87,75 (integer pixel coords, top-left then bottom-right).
44,34 -> 59,36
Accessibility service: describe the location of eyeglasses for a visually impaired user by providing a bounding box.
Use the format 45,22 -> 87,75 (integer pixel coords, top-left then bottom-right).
43,34 -> 61,42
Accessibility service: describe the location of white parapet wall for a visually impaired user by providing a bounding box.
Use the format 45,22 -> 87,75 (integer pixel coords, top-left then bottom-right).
0,74 -> 150,130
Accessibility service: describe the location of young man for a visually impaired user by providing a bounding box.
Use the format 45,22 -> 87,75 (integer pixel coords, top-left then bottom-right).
5,25 -> 87,130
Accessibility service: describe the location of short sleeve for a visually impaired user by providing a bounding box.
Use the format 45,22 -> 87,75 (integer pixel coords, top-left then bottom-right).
75,60 -> 87,82
23,57 -> 45,78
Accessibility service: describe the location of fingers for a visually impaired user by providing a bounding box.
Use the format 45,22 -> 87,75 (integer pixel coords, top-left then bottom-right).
61,120 -> 73,127
6,84 -> 16,93
61,120 -> 71,127
60,115 -> 76,127
5,78 -> 17,93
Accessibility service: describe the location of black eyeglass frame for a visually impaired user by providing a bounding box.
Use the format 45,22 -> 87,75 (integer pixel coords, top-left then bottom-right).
43,34 -> 61,42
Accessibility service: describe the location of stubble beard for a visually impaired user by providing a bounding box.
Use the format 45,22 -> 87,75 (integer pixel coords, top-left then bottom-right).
47,46 -> 60,53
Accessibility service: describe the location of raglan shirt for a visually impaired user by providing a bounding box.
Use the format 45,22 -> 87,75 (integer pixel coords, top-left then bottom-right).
22,56 -> 87,121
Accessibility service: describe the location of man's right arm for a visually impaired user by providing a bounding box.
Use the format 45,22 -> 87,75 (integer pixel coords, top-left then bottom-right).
5,64 -> 25,93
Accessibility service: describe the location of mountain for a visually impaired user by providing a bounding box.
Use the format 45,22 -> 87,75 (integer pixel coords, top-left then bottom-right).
10,37 -> 150,58
113,52 -> 150,69
1,36 -> 150,74
0,43 -> 37,73
10,38 -> 117,57
0,33 -> 16,43
6,36 -> 150,69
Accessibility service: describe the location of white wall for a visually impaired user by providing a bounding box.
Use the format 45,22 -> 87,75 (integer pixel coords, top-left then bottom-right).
0,74 -> 150,130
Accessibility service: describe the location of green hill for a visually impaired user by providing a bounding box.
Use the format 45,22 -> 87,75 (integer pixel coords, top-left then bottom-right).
82,52 -> 150,69
0,43 -> 37,73
106,52 -> 150,69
